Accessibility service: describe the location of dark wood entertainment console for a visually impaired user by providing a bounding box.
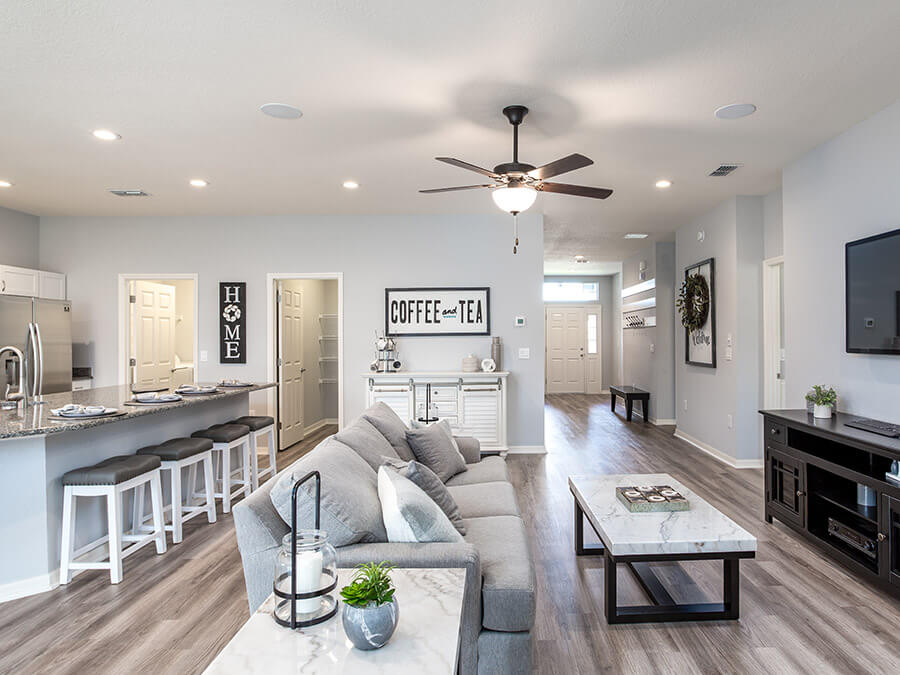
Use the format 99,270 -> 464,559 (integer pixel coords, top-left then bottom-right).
760,409 -> 900,596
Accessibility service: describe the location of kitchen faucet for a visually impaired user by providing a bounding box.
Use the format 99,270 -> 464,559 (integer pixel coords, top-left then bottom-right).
0,346 -> 28,410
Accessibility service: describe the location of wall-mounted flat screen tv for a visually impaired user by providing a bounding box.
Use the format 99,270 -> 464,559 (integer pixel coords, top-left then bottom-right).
846,228 -> 900,354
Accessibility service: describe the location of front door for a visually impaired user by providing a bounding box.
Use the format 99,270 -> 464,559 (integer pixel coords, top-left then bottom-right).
277,281 -> 305,449
130,281 -> 176,389
546,306 -> 586,393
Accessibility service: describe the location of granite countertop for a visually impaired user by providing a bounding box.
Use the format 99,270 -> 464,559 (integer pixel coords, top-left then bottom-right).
0,383 -> 276,440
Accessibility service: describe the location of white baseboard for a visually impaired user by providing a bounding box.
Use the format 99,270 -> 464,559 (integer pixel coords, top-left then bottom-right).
673,429 -> 763,469
0,544 -> 110,603
304,418 -> 338,436
631,409 -> 677,426
505,445 -> 547,454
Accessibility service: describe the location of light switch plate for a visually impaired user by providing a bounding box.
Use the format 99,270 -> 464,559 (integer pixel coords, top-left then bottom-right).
200,350 -> 209,362
725,346 -> 733,361
727,414 -> 733,429
518,347 -> 530,359
515,316 -> 526,327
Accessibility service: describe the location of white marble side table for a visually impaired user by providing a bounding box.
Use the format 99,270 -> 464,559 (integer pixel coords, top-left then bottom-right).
204,567 -> 466,674
569,473 -> 757,624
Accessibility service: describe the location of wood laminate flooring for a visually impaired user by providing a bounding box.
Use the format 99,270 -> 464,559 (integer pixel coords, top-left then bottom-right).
2,396 -> 899,673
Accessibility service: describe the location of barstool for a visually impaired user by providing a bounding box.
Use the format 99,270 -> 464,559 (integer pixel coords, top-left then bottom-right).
60,455 -> 166,585
228,415 -> 277,490
135,438 -> 217,544
191,423 -> 251,513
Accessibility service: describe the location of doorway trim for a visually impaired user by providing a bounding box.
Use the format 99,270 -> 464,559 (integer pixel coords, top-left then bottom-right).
266,272 -> 344,442
117,273 -> 200,387
762,256 -> 785,408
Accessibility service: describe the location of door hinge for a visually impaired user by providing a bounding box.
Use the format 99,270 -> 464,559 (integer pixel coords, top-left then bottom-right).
129,295 -> 136,303
278,421 -> 283,430
129,358 -> 136,366
276,291 -> 282,303
277,357 -> 283,367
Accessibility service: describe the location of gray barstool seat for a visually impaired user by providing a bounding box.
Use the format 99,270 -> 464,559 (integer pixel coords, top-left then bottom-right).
63,455 -> 160,486
228,415 -> 275,431
228,416 -> 277,489
192,423 -> 250,443
138,437 -> 213,461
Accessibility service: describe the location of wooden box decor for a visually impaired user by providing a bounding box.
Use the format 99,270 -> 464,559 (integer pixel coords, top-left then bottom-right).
616,485 -> 690,512
385,287 -> 490,336
678,258 -> 716,367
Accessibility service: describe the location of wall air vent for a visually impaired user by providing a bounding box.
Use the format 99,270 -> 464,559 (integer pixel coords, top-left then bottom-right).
708,164 -> 742,177
108,189 -> 150,197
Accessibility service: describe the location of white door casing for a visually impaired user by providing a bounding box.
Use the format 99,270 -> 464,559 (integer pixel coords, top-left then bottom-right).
277,281 -> 305,449
130,281 -> 176,388
763,257 -> 786,408
585,308 -> 602,394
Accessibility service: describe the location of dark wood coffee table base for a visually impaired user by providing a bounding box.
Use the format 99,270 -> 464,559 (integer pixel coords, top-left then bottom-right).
574,495 -> 754,624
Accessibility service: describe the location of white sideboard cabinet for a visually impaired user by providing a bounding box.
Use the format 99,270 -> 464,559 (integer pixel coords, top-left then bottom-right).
365,371 -> 509,452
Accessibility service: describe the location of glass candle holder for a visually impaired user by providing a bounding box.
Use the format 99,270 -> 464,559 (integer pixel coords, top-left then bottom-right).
273,529 -> 337,628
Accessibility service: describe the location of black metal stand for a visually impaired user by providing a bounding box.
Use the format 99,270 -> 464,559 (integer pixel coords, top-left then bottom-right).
574,491 -> 753,624
417,383 -> 439,424
273,470 -> 338,629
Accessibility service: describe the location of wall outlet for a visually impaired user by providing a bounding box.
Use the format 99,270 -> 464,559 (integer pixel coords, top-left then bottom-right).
683,399 -> 688,411
727,414 -> 734,429
649,343 -> 655,353
518,347 -> 530,359
200,350 -> 209,362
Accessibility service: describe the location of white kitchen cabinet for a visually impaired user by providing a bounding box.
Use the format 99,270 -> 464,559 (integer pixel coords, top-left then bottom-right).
72,379 -> 92,392
38,271 -> 66,300
0,265 -> 39,297
366,371 -> 508,452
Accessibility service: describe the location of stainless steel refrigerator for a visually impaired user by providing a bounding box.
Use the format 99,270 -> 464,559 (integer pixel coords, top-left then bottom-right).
0,295 -> 72,397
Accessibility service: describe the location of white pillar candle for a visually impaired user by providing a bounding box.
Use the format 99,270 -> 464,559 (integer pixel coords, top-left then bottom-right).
294,550 -> 323,613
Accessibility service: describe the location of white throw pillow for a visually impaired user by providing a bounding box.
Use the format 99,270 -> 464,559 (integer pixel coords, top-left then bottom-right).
377,466 -> 465,543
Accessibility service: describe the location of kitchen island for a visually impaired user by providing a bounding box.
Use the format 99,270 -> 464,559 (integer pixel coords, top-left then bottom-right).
0,382 -> 276,601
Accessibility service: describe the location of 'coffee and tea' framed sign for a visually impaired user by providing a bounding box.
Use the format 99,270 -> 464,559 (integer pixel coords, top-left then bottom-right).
220,281 -> 247,363
386,287 -> 490,336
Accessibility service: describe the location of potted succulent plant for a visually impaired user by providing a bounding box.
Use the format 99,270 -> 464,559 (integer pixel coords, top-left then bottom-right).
805,385 -> 837,419
340,562 -> 398,650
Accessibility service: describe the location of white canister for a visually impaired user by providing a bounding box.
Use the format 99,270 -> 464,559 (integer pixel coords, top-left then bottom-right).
462,354 -> 480,372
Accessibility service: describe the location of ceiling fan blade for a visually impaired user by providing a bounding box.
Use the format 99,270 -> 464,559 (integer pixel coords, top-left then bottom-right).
527,153 -> 593,180
537,182 -> 613,199
435,157 -> 500,178
419,184 -> 494,193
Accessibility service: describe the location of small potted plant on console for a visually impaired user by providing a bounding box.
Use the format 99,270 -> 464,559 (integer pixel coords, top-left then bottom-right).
806,385 -> 837,419
340,562 -> 398,650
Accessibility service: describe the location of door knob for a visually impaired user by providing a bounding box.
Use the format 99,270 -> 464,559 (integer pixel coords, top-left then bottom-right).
300,368 -> 307,373
877,532 -> 886,543
796,490 -> 806,497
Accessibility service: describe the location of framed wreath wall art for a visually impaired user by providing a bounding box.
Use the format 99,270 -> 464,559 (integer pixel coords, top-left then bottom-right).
679,258 -> 716,367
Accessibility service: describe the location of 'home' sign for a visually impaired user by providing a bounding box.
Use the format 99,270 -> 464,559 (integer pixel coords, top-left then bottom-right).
220,282 -> 247,363
386,287 -> 490,336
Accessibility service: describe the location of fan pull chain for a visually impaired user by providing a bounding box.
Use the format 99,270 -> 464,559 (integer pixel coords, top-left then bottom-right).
512,213 -> 519,254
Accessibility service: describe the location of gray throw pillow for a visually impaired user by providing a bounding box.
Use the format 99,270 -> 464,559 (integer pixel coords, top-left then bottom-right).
381,457 -> 466,535
335,417 -> 399,471
362,402 -> 415,461
377,466 -> 465,543
270,437 -> 387,546
405,420 -> 468,482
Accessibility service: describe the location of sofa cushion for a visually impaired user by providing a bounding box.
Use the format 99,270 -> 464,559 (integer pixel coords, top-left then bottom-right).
444,455 -> 509,487
462,515 -> 535,632
334,417 -> 399,471
378,466 -> 464,543
270,437 -> 387,546
447,482 -> 520,519
382,457 -> 466,535
405,420 -> 467,482
362,402 -> 415,461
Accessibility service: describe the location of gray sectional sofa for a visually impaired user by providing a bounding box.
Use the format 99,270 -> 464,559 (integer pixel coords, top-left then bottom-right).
232,406 -> 535,674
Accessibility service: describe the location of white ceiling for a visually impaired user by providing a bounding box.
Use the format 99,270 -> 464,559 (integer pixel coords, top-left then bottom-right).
2,1 -> 899,271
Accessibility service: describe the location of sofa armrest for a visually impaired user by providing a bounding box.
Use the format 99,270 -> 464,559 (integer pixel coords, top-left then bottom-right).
454,436 -> 481,464
337,542 -> 481,674
233,484 -> 290,613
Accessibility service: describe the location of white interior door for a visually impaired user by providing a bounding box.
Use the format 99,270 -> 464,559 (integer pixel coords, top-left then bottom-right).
763,258 -> 786,408
585,308 -> 602,394
277,281 -> 305,449
130,281 -> 176,388
546,306 -> 586,393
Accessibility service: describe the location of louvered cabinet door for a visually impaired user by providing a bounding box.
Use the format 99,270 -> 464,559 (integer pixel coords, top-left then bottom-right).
460,388 -> 501,448
369,388 -> 412,426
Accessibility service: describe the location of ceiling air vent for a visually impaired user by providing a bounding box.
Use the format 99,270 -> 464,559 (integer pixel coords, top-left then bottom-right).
108,189 -> 150,197
708,164 -> 742,177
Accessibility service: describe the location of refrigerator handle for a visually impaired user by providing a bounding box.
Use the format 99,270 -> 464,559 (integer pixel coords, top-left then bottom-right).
28,323 -> 39,397
34,322 -> 44,397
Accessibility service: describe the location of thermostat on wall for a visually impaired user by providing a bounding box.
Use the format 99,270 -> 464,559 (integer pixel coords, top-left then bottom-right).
515,316 -> 526,327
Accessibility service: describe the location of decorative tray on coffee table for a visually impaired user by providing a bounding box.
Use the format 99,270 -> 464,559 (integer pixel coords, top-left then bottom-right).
616,485 -> 690,512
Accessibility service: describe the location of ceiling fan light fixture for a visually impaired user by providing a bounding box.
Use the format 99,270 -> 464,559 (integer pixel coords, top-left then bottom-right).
492,184 -> 537,214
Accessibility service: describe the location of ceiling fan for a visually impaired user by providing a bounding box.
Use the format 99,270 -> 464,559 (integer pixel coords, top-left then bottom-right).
420,105 -> 613,252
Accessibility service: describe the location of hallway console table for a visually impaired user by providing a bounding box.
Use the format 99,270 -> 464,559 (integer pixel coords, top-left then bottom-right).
609,385 -> 650,423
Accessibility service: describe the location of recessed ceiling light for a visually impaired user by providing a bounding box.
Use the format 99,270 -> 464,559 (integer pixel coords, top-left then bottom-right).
715,103 -> 757,120
260,103 -> 303,119
343,180 -> 359,189
189,178 -> 209,188
655,179 -> 672,189
624,233 -> 649,239
0,180 -> 12,188
92,129 -> 121,141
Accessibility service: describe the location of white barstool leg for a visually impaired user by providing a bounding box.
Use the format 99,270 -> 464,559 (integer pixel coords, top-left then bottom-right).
249,431 -> 260,491
132,483 -> 145,534
59,486 -> 76,585
149,470 -> 167,554
241,438 -> 252,499
186,462 -> 198,505
106,487 -> 124,584
267,426 -> 277,477
202,452 -> 217,524
170,464 -> 184,544
220,442 -> 232,513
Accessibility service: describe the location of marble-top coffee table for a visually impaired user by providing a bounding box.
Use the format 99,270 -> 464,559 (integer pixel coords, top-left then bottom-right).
204,567 -> 465,674
569,473 -> 757,624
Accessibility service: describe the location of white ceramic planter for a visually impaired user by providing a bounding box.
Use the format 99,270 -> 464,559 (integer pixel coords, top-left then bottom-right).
813,404 -> 833,419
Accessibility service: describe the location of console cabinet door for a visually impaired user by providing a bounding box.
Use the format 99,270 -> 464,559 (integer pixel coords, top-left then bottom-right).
766,446 -> 806,528
882,495 -> 900,588
459,387 -> 501,448
368,386 -> 412,425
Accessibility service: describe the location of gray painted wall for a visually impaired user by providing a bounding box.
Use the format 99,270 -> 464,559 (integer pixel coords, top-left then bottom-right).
783,98 -> 900,420
763,188 -> 784,259
543,274 -> 616,390
38,214 -> 545,446
675,197 -> 764,461
0,205 -> 39,268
